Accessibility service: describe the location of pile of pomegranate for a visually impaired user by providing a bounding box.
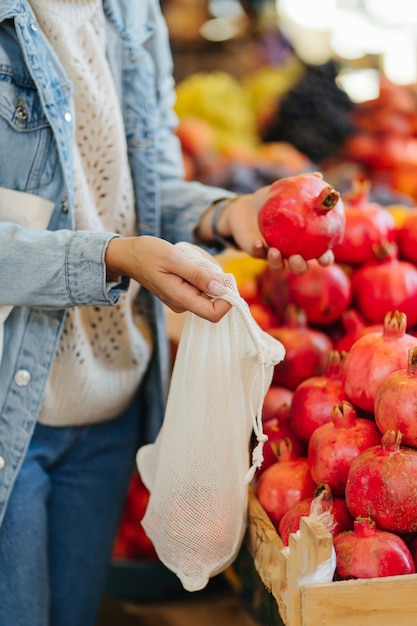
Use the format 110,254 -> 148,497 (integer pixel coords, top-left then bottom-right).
248,175 -> 417,580
113,174 -> 417,575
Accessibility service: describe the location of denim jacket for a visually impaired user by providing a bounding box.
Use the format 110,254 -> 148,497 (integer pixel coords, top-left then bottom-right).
0,0 -> 233,527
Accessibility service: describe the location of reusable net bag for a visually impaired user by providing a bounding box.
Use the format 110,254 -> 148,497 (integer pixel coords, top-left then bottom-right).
136,242 -> 285,592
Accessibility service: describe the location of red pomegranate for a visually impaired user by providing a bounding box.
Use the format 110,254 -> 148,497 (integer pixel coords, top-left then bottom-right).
286,260 -> 352,327
291,350 -> 349,442
278,484 -> 353,546
375,346 -> 417,447
262,385 -> 293,423
335,309 -> 383,354
342,310 -> 417,414
258,173 -> 345,260
350,241 -> 417,328
269,305 -> 333,390
332,180 -> 396,266
256,265 -> 289,322
345,430 -> 417,533
307,401 -> 381,495
258,419 -> 305,477
334,517 -> 415,579
397,209 -> 417,264
255,440 -> 316,530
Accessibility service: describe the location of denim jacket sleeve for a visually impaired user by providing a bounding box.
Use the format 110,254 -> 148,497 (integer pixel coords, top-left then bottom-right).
0,225 -> 126,308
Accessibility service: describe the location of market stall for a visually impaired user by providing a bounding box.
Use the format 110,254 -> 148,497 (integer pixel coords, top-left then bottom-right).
109,3 -> 417,624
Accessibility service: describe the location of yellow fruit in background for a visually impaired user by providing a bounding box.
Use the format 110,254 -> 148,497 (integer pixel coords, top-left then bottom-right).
174,71 -> 258,148
386,203 -> 415,229
219,250 -> 267,287
241,59 -> 305,132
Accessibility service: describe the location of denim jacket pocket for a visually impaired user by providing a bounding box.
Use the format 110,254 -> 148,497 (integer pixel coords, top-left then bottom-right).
0,70 -> 59,192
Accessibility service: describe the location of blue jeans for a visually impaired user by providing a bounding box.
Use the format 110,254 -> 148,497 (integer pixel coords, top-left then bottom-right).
0,402 -> 141,626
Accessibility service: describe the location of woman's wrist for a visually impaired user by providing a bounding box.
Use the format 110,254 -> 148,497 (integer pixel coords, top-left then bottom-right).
211,197 -> 239,247
105,236 -> 132,282
195,196 -> 240,247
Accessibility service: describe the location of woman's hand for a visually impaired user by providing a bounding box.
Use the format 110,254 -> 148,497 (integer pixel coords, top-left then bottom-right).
198,186 -> 335,274
105,236 -> 231,322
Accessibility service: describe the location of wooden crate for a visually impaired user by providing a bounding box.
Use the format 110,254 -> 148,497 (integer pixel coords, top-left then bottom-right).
244,486 -> 417,626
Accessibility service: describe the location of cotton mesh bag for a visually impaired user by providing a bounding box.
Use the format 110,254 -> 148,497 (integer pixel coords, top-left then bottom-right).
136,242 -> 285,592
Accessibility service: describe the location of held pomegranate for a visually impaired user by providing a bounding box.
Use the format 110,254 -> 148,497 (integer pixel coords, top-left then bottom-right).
375,347 -> 417,447
258,173 -> 345,260
307,401 -> 381,495
345,430 -> 417,533
334,517 -> 415,579
255,439 -> 316,530
342,310 -> 417,414
291,350 -> 349,442
278,483 -> 353,546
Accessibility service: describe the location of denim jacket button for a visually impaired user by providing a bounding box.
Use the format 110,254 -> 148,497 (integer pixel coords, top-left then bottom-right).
30,23 -> 39,32
0,457 -> 5,471
14,369 -> 31,387
64,112 -> 72,123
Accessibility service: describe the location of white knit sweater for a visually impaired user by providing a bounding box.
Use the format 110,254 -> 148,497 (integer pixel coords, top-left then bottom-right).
31,0 -> 152,425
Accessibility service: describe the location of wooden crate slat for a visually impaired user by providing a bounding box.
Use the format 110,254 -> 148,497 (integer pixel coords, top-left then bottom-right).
301,574 -> 417,626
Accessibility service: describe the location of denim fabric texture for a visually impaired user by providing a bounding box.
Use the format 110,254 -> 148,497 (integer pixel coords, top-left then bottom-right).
0,0 -> 234,529
0,399 -> 142,626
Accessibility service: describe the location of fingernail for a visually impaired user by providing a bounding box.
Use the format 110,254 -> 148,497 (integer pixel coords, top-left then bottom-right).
208,280 -> 226,296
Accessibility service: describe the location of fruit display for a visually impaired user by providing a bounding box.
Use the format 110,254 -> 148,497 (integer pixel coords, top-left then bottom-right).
173,58 -> 417,213
115,59 -> 417,591
340,77 -> 417,202
247,302 -> 417,581
221,176 -> 417,583
173,66 -> 319,191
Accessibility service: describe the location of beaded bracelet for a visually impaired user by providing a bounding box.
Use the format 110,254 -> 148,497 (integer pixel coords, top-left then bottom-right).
212,196 -> 239,248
